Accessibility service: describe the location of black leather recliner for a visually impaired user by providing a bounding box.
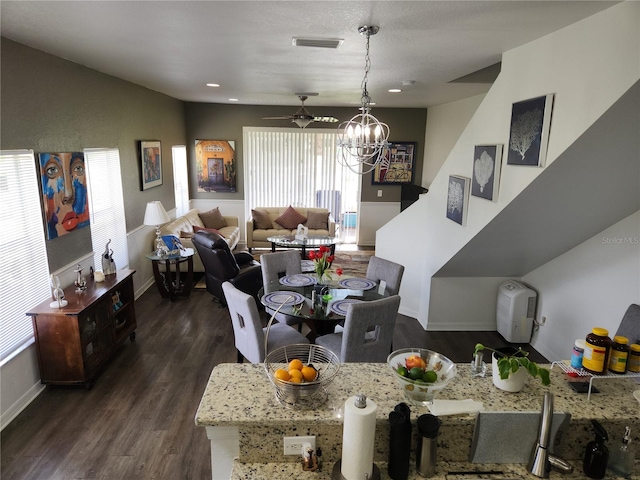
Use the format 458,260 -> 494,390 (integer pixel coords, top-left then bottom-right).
193,230 -> 262,305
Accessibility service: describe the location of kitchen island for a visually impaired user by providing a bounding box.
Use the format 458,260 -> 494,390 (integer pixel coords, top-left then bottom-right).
195,362 -> 639,479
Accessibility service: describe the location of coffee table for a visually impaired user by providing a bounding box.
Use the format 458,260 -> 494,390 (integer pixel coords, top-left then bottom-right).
266,235 -> 339,259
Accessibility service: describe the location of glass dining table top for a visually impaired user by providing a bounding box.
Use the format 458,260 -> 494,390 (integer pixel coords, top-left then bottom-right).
259,273 -> 386,323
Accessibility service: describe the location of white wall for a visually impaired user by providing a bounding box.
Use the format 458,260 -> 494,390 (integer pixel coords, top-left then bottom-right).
378,1 -> 639,330
421,93 -> 485,188
358,202 -> 400,246
524,211 -> 640,362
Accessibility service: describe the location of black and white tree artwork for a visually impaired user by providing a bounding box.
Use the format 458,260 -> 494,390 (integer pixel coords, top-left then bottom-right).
446,175 -> 470,226
472,145 -> 502,201
507,94 -> 554,167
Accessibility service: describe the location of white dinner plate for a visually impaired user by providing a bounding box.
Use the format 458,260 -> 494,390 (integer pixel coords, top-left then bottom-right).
261,291 -> 306,306
337,278 -> 377,290
279,274 -> 316,287
329,298 -> 363,316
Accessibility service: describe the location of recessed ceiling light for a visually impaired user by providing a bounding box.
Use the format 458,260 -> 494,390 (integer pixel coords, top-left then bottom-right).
206,83 -> 220,87
229,98 -> 239,102
389,89 -> 402,93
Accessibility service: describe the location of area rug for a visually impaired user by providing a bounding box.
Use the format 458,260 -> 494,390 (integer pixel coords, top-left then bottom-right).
193,249 -> 374,289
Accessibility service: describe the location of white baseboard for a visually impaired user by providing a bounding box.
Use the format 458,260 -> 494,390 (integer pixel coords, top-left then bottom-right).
1,382 -> 45,431
425,320 -> 496,331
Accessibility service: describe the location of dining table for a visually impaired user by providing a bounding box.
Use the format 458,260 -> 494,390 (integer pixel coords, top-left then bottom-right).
259,272 -> 388,337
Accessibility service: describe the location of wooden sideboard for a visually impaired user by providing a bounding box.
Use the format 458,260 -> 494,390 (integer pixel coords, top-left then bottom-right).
26,269 -> 137,389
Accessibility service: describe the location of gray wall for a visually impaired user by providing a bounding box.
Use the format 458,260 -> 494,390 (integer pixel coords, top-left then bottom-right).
1,38 -> 187,272
185,103 -> 427,203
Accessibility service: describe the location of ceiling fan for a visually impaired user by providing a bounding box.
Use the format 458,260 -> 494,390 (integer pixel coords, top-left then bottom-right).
262,94 -> 339,129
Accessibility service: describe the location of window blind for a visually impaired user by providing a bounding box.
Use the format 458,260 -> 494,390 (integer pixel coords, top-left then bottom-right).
0,150 -> 51,363
84,148 -> 129,271
242,127 -> 359,224
172,145 -> 189,217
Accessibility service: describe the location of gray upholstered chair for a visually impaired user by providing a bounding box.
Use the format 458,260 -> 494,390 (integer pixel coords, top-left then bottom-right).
222,282 -> 309,364
260,250 -> 302,292
315,295 -> 401,362
615,304 -> 640,344
366,256 -> 405,296
260,250 -> 305,329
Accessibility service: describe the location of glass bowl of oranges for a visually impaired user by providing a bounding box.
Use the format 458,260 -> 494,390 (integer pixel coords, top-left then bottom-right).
264,344 -> 340,409
387,348 -> 457,406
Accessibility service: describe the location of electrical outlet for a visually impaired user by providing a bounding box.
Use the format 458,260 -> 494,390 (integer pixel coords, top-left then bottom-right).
377,189 -> 383,197
283,435 -> 316,455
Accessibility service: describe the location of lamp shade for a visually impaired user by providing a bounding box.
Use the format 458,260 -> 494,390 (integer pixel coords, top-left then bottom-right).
143,201 -> 170,226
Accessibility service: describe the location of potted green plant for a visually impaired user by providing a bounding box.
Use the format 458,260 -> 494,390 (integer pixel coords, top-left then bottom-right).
474,343 -> 550,392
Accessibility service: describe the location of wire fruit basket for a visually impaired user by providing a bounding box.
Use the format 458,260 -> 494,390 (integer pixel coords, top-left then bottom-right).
264,344 -> 340,410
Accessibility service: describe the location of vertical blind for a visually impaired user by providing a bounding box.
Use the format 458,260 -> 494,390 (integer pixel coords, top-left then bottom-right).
84,148 -> 129,271
242,127 -> 359,224
0,150 -> 51,363
172,145 -> 189,217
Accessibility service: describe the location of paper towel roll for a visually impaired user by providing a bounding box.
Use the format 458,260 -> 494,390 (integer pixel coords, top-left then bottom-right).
341,395 -> 377,480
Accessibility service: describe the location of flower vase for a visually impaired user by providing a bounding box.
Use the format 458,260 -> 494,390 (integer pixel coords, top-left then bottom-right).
316,271 -> 329,286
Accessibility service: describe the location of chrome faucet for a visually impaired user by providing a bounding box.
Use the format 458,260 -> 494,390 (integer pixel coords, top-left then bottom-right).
527,392 -> 574,478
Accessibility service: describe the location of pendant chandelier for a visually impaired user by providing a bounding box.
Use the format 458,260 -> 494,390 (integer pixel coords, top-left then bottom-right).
337,25 -> 390,175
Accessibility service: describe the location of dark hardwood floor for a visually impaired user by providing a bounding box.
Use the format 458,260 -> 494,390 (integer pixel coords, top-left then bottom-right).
1,275 -> 547,480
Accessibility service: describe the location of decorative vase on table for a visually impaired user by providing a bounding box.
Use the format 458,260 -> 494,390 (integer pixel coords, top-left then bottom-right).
309,246 -> 335,286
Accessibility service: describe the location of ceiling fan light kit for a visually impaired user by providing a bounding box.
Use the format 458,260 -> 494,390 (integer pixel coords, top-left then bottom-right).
337,25 -> 390,175
262,94 -> 338,128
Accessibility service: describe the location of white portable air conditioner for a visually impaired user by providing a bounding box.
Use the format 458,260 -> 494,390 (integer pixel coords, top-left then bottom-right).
496,280 -> 537,343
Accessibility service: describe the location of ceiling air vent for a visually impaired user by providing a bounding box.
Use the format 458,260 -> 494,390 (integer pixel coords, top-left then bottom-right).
292,37 -> 344,49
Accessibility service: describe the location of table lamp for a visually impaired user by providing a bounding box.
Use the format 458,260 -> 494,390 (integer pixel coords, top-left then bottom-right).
144,201 -> 171,256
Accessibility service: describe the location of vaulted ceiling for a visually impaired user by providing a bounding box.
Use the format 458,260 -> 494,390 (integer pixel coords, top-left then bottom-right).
0,1 -> 618,108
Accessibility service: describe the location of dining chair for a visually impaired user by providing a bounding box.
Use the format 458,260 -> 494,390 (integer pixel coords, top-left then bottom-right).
222,282 -> 309,364
315,295 -> 401,362
366,256 -> 405,296
260,250 -> 305,330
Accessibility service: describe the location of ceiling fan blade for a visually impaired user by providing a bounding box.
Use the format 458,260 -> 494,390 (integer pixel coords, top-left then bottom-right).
314,116 -> 339,123
262,116 -> 294,120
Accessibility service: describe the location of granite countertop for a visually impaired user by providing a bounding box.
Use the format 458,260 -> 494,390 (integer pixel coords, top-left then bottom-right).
195,362 -> 640,427
195,362 -> 640,479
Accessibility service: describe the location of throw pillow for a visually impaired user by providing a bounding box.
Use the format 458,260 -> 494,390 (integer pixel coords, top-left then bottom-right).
274,206 -> 307,230
252,209 -> 273,229
199,207 -> 227,230
193,225 -> 226,238
306,211 -> 329,230
179,230 -> 195,239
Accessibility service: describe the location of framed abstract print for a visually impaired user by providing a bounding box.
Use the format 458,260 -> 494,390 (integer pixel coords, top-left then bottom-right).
139,140 -> 162,190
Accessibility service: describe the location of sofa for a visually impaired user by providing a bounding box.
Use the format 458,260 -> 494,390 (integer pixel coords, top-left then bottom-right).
159,208 -> 240,272
246,206 -> 335,252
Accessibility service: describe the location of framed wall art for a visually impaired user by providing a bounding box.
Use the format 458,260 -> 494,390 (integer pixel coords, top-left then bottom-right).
446,175 -> 470,226
139,140 -> 162,190
38,152 -> 91,240
372,141 -> 416,184
507,94 -> 554,167
472,144 -> 502,202
195,140 -> 237,193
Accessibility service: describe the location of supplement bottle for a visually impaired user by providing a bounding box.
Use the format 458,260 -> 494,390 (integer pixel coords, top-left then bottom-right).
608,336 -> 630,374
627,344 -> 640,373
571,339 -> 586,369
582,327 -> 611,375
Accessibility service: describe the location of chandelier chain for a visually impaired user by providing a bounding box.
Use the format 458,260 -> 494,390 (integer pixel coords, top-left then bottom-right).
361,31 -> 371,106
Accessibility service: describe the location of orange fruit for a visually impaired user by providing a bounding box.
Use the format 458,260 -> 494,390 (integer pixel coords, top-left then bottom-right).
301,365 -> 318,382
288,376 -> 303,384
289,359 -> 304,371
289,369 -> 303,381
274,369 -> 291,381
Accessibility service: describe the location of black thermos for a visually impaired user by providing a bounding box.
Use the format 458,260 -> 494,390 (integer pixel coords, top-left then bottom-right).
583,419 -> 609,479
